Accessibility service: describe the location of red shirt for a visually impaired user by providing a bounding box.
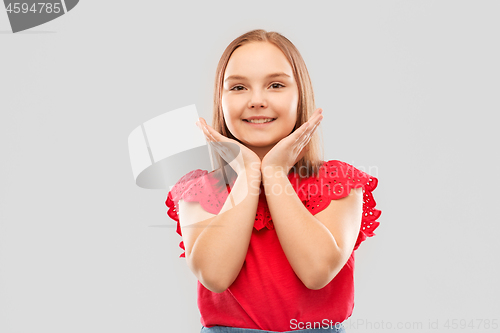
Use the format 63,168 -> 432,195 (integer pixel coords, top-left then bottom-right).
166,160 -> 381,332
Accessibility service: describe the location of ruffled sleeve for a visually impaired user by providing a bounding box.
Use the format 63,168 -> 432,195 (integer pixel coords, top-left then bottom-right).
165,169 -> 231,258
296,160 -> 381,251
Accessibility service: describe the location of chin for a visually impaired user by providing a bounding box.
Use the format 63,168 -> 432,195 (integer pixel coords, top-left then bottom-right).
243,140 -> 271,147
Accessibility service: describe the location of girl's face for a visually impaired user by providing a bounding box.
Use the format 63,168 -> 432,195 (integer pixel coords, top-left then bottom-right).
221,41 -> 299,160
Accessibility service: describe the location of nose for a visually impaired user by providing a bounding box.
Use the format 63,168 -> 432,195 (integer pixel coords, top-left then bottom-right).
248,91 -> 267,109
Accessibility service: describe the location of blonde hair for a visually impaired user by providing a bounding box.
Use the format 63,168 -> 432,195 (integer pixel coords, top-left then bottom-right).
211,29 -> 324,187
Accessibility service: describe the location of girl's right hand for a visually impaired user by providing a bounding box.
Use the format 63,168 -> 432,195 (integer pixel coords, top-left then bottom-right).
196,117 -> 261,177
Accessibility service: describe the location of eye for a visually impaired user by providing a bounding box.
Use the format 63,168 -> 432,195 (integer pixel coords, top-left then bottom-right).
270,83 -> 285,89
230,85 -> 245,91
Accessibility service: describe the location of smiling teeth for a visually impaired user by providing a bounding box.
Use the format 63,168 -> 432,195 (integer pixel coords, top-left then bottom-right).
247,118 -> 275,124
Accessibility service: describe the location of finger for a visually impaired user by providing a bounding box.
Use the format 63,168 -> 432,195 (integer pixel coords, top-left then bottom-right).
198,120 -> 215,142
296,142 -> 309,160
291,136 -> 312,167
198,118 -> 222,143
202,125 -> 218,142
295,134 -> 310,154
294,112 -> 322,145
294,110 -> 320,136
311,108 -> 323,123
292,122 -> 310,144
309,114 -> 322,133
299,123 -> 319,150
299,109 -> 322,139
310,109 -> 323,125
308,108 -> 322,121
296,115 -> 322,151
197,120 -> 227,155
198,118 -> 244,159
304,113 -> 323,137
293,120 -> 309,135
198,119 -> 242,165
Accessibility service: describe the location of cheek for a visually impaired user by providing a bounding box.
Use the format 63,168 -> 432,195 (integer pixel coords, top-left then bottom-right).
222,93 -> 246,119
287,89 -> 300,110
221,94 -> 228,115
221,95 -> 231,120
277,92 -> 298,131
276,92 -> 299,119
221,96 -> 239,134
222,94 -> 237,117
274,88 -> 298,109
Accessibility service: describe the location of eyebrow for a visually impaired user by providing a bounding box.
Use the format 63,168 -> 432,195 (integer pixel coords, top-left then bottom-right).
224,72 -> 291,82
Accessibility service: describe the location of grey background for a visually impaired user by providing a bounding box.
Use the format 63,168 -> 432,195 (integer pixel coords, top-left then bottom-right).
1,1 -> 499,333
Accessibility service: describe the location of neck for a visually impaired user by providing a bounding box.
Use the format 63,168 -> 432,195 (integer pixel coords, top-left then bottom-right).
246,144 -> 274,162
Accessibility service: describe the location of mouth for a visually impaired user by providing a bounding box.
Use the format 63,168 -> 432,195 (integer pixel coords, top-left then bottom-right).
242,118 -> 277,124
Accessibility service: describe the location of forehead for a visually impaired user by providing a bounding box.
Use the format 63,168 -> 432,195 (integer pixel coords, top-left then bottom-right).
224,42 -> 294,79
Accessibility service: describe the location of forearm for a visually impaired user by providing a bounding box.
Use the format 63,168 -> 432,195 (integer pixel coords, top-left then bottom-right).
190,169 -> 261,292
262,168 -> 342,289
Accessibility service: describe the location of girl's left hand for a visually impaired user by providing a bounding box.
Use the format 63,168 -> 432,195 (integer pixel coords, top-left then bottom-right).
261,108 -> 323,176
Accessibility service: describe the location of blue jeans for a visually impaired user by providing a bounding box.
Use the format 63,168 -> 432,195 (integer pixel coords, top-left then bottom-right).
200,323 -> 346,333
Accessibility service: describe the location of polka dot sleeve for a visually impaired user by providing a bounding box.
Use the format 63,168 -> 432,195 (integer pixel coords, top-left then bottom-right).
295,160 -> 382,251
165,169 -> 231,258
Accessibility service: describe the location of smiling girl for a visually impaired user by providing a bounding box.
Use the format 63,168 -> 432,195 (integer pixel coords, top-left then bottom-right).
166,29 -> 381,333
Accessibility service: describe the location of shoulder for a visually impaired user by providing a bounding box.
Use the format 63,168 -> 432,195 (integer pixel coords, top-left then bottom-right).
321,159 -> 378,190
321,159 -> 371,177
169,169 -> 208,201
296,159 -> 377,200
167,168 -> 230,215
165,168 -> 231,258
300,159 -> 382,251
